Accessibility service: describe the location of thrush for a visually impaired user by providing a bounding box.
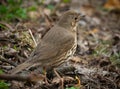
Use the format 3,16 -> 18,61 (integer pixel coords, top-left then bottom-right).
10,10 -> 84,74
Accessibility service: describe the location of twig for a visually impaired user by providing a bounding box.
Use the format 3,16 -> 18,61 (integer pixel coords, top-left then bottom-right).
28,29 -> 37,47
0,22 -> 15,31
0,55 -> 17,67
1,65 -> 14,70
0,73 -> 45,82
44,13 -> 53,28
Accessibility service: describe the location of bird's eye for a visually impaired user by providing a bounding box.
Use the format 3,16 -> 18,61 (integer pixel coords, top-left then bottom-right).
74,17 -> 77,20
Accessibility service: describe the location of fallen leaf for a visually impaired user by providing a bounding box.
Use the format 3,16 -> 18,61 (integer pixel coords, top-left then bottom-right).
104,0 -> 120,10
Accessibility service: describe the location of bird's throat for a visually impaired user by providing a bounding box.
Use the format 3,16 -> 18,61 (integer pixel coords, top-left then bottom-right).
72,23 -> 78,32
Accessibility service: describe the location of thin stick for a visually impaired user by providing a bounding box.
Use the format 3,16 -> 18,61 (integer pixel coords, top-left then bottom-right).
0,55 -> 16,67
28,29 -> 37,47
0,73 -> 45,82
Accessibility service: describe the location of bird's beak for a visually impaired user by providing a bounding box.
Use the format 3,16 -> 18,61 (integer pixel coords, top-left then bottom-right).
80,14 -> 85,17
75,13 -> 85,22
78,14 -> 86,26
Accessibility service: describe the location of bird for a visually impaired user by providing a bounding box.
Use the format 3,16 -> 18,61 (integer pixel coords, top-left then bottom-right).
10,10 -> 84,74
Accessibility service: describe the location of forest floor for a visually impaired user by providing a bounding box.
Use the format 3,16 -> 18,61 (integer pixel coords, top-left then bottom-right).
0,0 -> 120,89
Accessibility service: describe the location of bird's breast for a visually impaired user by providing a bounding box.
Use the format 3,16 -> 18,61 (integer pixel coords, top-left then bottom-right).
65,35 -> 77,60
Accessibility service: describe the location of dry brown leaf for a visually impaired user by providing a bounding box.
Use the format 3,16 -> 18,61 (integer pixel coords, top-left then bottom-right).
80,5 -> 96,16
52,76 -> 74,84
70,56 -> 88,64
104,0 -> 120,10
88,28 -> 99,34
70,56 -> 82,63
29,73 -> 45,83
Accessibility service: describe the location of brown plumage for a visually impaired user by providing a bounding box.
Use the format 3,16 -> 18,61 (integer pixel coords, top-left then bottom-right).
10,10 -> 83,74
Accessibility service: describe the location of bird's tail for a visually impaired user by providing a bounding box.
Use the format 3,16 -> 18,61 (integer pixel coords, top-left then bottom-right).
10,62 -> 32,74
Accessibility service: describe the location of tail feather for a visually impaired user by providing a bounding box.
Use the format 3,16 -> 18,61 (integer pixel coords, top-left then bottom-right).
10,62 -> 32,74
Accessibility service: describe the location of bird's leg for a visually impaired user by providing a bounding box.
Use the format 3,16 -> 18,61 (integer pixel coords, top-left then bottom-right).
43,67 -> 50,85
54,68 -> 64,89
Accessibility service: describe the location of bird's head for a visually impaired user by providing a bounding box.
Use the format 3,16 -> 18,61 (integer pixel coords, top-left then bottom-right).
57,10 -> 85,29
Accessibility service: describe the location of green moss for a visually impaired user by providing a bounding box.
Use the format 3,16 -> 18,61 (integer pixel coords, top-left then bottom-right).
0,0 -> 27,21
0,70 -> 9,89
110,52 -> 120,67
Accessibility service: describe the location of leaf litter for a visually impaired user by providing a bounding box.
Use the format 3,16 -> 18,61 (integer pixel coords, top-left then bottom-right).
0,0 -> 120,89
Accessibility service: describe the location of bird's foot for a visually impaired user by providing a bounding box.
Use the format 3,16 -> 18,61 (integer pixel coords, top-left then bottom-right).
74,76 -> 81,88
44,76 -> 51,85
54,68 -> 64,89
